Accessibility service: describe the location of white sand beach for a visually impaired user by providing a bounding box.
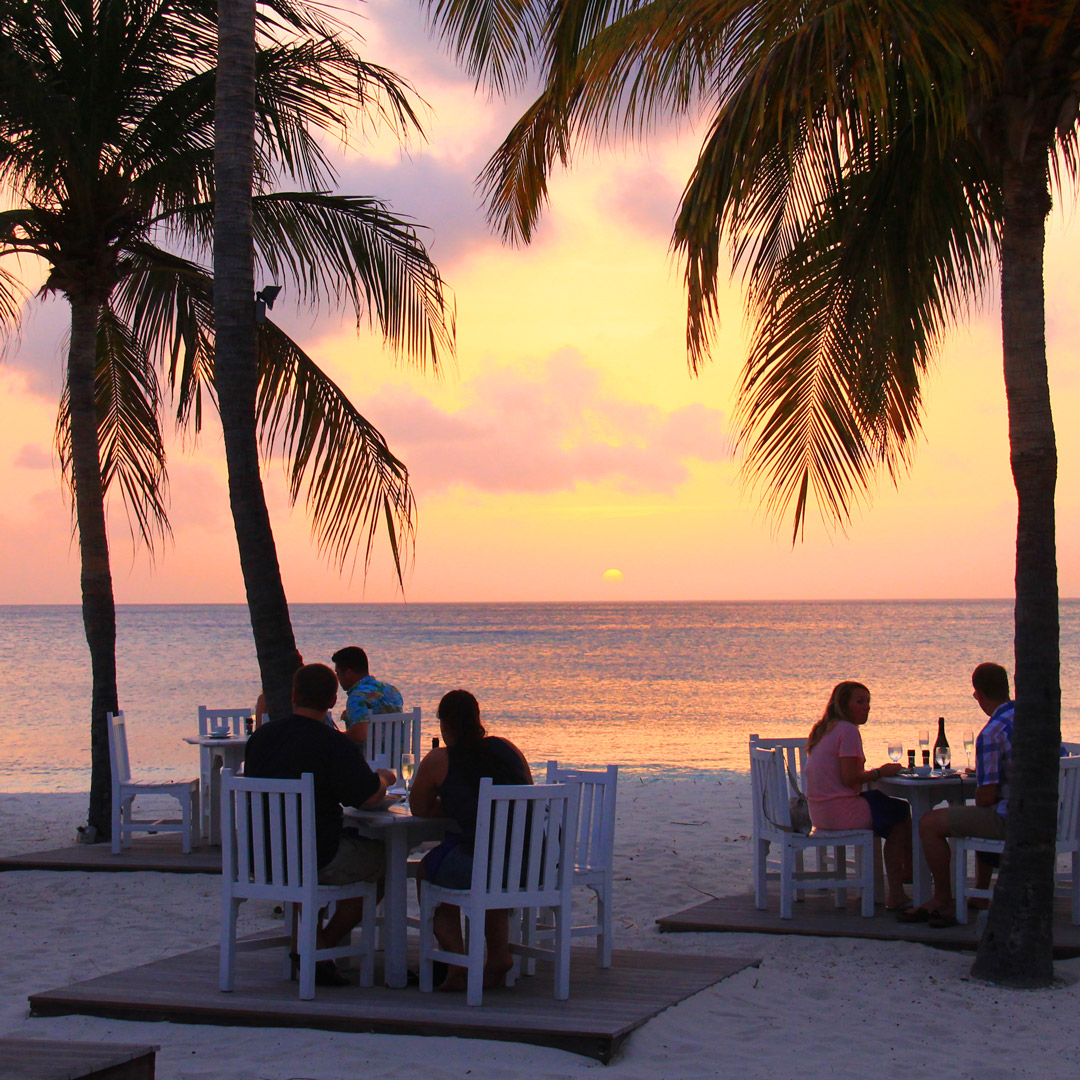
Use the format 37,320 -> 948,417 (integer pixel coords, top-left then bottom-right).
2,777 -> 1078,1079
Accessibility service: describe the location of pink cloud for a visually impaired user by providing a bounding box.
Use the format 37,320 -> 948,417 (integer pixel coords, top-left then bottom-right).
370,348 -> 731,495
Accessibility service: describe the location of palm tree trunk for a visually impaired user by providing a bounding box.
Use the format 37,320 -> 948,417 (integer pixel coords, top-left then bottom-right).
67,297 -> 118,838
971,149 -> 1060,988
214,0 -> 297,719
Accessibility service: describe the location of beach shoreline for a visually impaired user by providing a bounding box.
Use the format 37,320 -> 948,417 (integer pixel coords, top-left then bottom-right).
2,780 -> 1078,1079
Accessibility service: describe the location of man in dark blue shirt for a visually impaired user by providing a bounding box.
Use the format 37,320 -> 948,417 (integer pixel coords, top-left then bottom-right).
245,663 -> 395,984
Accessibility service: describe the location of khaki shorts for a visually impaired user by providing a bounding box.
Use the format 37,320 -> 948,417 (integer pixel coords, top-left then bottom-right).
318,831 -> 384,886
945,805 -> 1007,841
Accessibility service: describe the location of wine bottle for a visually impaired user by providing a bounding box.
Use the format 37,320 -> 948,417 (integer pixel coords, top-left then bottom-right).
933,716 -> 949,764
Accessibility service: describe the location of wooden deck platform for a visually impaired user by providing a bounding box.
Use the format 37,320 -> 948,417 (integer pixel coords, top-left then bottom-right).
0,836 -> 221,875
656,890 -> 1080,956
0,1039 -> 158,1080
28,936 -> 756,1063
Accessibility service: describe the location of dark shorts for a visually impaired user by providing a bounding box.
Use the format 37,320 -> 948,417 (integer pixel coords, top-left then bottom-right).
859,789 -> 911,839
420,833 -> 473,890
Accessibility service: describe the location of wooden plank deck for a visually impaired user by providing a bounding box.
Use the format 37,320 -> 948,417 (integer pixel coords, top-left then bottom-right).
656,890 -> 1080,956
0,1039 -> 158,1080
0,836 -> 221,875
28,937 -> 757,1063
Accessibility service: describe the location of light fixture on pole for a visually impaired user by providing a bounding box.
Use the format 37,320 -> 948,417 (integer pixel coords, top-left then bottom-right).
255,284 -> 282,323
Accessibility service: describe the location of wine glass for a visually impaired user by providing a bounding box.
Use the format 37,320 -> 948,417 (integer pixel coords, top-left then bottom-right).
934,746 -> 951,773
399,752 -> 415,803
963,729 -> 976,769
888,742 -> 903,764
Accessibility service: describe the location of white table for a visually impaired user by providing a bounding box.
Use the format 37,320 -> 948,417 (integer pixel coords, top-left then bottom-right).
877,773 -> 977,906
183,735 -> 247,844
345,804 -> 449,988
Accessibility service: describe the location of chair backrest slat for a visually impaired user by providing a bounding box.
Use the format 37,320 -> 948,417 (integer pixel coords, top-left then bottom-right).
221,771 -> 316,899
107,712 -> 132,785
199,706 -> 248,738
364,708 -> 421,771
546,762 -> 618,873
1058,756 -> 1080,845
470,779 -> 580,902
749,735 -> 807,795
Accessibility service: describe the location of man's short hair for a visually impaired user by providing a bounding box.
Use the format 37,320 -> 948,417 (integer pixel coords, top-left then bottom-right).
331,646 -> 369,676
293,663 -> 339,710
972,662 -> 1010,701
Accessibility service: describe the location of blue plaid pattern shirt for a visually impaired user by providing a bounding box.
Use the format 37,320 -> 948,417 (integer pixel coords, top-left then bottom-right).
975,701 -> 1015,817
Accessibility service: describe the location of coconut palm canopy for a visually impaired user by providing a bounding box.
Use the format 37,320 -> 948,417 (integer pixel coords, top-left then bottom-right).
0,0 -> 454,834
420,0 -> 1080,984
0,0 -> 454,567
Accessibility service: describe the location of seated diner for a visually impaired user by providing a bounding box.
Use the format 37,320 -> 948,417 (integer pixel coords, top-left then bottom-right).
408,689 -> 532,992
804,680 -> 913,911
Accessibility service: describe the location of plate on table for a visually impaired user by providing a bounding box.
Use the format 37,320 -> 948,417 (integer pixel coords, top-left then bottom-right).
207,732 -> 232,739
899,769 -> 959,780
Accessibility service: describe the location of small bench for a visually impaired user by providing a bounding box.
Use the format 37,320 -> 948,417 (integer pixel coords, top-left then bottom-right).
0,1040 -> 158,1080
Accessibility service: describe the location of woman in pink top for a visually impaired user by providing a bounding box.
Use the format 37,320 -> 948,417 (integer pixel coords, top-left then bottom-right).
805,681 -> 913,910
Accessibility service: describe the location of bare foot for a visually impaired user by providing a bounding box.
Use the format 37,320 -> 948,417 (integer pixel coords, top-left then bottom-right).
437,965 -> 467,992
483,957 -> 513,989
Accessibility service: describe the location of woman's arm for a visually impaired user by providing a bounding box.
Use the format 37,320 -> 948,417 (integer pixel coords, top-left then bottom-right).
840,756 -> 903,789
409,746 -> 450,818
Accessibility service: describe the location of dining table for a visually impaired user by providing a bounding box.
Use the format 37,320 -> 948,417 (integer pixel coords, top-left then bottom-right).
183,733 -> 248,845
876,771 -> 977,907
344,800 -> 450,988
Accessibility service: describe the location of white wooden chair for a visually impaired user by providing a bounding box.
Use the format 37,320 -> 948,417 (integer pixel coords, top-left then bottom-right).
418,778 -> 581,1006
750,746 -> 875,917
537,761 -> 618,967
198,705 -> 248,739
364,707 -> 421,772
108,711 -> 199,855
218,770 -> 378,999
955,754 -> 1080,924
195,706 -> 250,838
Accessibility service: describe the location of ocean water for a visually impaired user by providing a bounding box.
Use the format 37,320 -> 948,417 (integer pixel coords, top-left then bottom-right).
1,600 -> 1079,792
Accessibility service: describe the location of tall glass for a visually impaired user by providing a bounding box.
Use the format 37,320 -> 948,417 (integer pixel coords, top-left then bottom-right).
963,730 -> 976,769
918,729 -> 930,761
399,752 -> 415,807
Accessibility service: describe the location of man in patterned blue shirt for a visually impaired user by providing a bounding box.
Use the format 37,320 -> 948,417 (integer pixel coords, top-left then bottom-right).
331,646 -> 403,746
899,662 -> 1013,928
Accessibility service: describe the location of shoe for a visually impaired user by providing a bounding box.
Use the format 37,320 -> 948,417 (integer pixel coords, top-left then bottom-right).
927,911 -> 959,929
885,902 -> 914,913
314,960 -> 351,987
896,907 -> 931,923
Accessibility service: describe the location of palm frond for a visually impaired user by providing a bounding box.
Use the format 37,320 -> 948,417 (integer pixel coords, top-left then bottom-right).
255,320 -> 416,584
56,304 -> 171,551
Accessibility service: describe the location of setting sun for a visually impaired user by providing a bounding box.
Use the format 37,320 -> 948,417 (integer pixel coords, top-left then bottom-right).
603,569 -> 624,583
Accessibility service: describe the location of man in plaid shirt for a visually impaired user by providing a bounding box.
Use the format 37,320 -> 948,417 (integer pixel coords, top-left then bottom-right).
898,662 -> 1013,928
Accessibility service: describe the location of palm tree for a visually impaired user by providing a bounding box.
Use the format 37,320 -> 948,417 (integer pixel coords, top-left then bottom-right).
0,0 -> 453,836
419,0 -> 1076,985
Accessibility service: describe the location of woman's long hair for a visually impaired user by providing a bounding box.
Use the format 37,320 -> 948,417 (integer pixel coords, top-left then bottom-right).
807,681 -> 869,752
437,689 -> 486,749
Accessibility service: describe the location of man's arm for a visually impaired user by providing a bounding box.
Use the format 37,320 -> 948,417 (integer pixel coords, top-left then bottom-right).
974,782 -> 1000,808
343,717 -> 368,745
361,768 -> 396,806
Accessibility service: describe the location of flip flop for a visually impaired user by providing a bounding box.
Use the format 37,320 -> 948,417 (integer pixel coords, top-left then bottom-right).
928,912 -> 959,929
886,902 -> 914,913
896,906 -> 932,923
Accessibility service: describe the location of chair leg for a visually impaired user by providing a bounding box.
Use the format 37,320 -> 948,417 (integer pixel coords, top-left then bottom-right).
596,879 -> 612,968
418,889 -> 435,993
833,844 -> 848,909
297,905 -> 318,1000
464,907 -> 486,1006
1072,851 -> 1079,926
554,904 -> 571,1001
780,846 -> 795,919
754,838 -> 769,910
954,841 -> 969,924
219,897 -> 240,991
358,885 -> 376,987
859,845 -> 874,917
111,791 -> 122,855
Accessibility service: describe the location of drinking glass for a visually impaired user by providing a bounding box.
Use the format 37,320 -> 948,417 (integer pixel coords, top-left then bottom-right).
918,729 -> 930,758
935,746 -> 951,773
888,742 -> 903,764
399,753 -> 415,792
963,730 -> 976,769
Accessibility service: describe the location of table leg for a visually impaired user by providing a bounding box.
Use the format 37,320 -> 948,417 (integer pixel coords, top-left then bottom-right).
209,754 -> 224,847
908,789 -> 969,907
381,828 -> 410,988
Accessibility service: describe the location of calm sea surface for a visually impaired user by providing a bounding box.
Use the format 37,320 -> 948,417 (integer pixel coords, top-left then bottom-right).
1,601 -> 1078,792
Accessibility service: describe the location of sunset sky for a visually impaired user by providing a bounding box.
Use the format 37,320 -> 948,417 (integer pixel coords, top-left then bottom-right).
1,0 -> 1079,605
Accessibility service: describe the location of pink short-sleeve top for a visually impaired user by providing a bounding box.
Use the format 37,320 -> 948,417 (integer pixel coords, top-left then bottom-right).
804,720 -> 872,831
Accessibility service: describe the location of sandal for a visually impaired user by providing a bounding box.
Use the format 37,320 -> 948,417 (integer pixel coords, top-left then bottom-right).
896,906 -> 932,923
928,911 -> 959,929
